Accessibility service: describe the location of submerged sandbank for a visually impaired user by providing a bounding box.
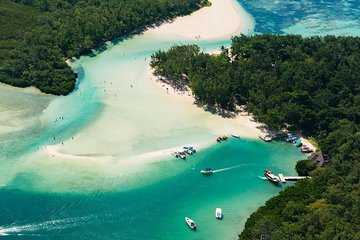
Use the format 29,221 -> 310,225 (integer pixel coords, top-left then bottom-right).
0,0 -> 258,193
147,0 -> 254,40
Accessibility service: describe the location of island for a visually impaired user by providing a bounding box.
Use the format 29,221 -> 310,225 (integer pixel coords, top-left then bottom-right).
150,34 -> 360,239
0,0 -> 209,95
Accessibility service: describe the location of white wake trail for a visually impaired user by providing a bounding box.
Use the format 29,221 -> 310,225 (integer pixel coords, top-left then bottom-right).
0,216 -> 93,236
212,164 -> 243,173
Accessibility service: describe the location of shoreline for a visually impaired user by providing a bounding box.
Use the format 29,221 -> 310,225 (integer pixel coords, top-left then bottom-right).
148,68 -> 265,139
147,0 -> 254,41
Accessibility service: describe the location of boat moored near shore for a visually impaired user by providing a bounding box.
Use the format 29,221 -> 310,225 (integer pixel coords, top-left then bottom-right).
171,151 -> 186,159
264,169 -> 280,184
216,135 -> 228,142
183,146 -> 196,154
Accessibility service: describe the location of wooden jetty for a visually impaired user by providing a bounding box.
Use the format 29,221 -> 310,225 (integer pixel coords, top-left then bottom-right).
278,174 -> 309,183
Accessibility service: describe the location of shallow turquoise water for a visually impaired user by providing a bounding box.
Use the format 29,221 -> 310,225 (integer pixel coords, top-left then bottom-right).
0,139 -> 304,239
239,0 -> 360,36
1,0 -> 360,239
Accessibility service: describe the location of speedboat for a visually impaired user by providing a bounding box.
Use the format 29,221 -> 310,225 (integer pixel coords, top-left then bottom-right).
295,139 -> 302,147
216,135 -> 228,142
185,217 -> 196,230
286,135 -> 297,143
264,169 -> 280,184
178,151 -> 187,159
200,168 -> 213,174
231,134 -> 240,138
183,146 -> 196,154
301,145 -> 313,153
171,151 -> 180,158
215,208 -> 223,219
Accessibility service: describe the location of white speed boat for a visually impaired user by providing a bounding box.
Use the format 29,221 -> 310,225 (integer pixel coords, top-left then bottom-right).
183,146 -> 196,154
185,217 -> 196,230
200,168 -> 213,174
215,208 -> 223,219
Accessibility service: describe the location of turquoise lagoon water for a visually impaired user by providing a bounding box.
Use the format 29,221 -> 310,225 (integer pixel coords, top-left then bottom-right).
1,0 -> 360,239
239,0 -> 360,36
0,139 -> 303,239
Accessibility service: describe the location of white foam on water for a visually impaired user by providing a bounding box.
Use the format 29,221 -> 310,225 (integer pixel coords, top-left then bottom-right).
0,216 -> 92,236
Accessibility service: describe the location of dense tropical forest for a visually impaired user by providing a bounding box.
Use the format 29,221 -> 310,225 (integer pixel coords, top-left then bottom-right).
0,0 -> 208,95
150,35 -> 360,239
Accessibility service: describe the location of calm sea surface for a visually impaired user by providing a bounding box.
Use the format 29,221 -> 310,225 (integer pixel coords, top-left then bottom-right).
0,0 -> 359,239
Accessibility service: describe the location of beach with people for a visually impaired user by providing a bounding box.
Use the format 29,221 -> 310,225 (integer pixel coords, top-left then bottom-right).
0,0 -> 339,239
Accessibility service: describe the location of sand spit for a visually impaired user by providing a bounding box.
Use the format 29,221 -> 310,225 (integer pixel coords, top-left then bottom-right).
148,68 -> 264,139
147,0 -> 254,40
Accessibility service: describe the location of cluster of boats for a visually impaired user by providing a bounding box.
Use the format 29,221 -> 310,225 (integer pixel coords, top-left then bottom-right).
185,208 -> 222,230
171,146 -> 196,159
287,135 -> 314,153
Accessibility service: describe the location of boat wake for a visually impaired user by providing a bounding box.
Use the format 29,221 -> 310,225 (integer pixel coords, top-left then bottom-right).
258,176 -> 267,180
212,164 -> 244,173
0,216 -> 93,236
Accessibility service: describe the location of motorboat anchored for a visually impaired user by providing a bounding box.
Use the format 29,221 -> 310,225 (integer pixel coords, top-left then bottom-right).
216,135 -> 228,142
215,208 -> 223,219
171,151 -> 180,158
200,168 -> 213,174
185,217 -> 196,230
171,151 -> 186,159
264,169 -> 280,184
183,146 -> 196,154
178,151 -> 187,159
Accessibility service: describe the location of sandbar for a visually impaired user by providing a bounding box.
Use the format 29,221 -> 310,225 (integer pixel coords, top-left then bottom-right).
147,0 -> 254,40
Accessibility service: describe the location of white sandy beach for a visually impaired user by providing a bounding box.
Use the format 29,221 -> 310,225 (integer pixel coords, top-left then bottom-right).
0,0 -> 259,192
149,68 -> 264,138
147,0 -> 254,40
